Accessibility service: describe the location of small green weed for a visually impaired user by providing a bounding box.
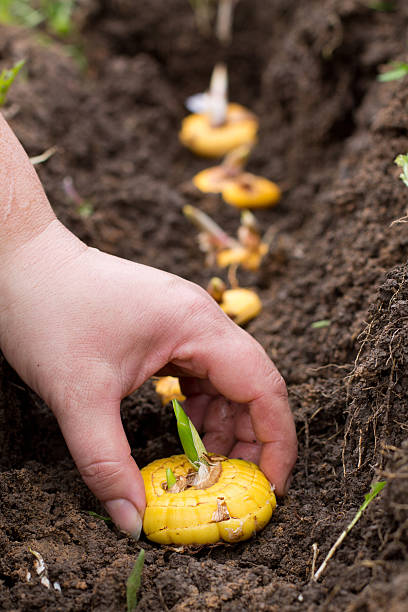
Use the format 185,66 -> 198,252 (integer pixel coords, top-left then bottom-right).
313,481 -> 387,581
127,549 -> 145,612
63,176 -> 94,219
0,59 -> 25,106
311,319 -> 331,329
86,511 -> 112,522
0,0 -> 75,36
41,0 -> 75,36
395,153 -> 408,187
377,61 -> 408,82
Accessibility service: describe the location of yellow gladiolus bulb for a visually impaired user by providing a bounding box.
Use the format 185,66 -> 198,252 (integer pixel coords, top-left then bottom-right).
141,454 -> 276,546
192,144 -> 252,193
192,166 -> 232,193
220,288 -> 262,325
222,173 -> 281,209
217,242 -> 268,271
154,377 -> 185,405
179,103 -> 258,158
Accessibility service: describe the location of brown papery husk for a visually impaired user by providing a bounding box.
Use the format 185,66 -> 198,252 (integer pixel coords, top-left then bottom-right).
162,455 -> 226,493
193,461 -> 222,490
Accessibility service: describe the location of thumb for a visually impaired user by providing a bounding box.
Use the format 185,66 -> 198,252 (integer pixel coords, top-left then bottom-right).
55,397 -> 146,539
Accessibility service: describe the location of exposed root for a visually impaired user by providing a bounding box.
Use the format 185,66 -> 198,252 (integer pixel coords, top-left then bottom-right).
342,264 -> 408,478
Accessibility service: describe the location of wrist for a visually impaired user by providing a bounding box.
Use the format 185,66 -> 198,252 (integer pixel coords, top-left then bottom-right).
0,113 -> 57,256
0,202 -> 56,257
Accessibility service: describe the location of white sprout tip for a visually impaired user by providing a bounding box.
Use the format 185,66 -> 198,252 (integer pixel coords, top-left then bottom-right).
185,92 -> 210,114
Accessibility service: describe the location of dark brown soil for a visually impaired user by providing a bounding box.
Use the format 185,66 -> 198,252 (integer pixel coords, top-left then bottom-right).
1,0 -> 408,609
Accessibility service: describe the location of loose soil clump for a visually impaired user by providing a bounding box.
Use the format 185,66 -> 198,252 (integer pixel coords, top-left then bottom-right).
1,1 -> 408,610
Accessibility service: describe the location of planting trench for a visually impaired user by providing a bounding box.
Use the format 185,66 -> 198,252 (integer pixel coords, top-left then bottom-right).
1,0 -> 408,609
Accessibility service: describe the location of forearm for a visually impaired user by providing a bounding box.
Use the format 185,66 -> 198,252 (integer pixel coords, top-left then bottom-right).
0,112 -> 56,257
0,114 -> 88,339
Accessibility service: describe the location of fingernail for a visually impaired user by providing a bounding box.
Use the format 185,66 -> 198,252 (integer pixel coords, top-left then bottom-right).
284,473 -> 293,495
104,499 -> 143,540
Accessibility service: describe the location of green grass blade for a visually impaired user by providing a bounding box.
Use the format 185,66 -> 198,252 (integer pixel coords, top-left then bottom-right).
127,549 -> 145,612
378,62 -> 408,82
172,399 -> 207,468
360,480 -> 387,513
346,480 -> 387,534
311,319 -> 331,329
395,153 -> 408,187
0,0 -> 44,27
42,0 -> 75,35
86,511 -> 112,522
0,59 -> 25,106
313,480 -> 386,581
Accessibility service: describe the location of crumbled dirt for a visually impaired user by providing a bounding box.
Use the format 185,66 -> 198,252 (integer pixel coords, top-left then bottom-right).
1,0 -> 408,610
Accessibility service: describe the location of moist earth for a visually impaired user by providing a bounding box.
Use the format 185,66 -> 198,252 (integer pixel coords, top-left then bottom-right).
1,1 -> 408,610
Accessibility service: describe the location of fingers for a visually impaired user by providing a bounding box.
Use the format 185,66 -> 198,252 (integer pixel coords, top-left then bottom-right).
182,393 -> 210,431
174,324 -> 297,496
180,377 -> 219,397
183,394 -> 236,456
233,405 -> 257,443
55,397 -> 145,539
202,431 -> 235,455
202,397 -> 236,455
230,441 -> 262,464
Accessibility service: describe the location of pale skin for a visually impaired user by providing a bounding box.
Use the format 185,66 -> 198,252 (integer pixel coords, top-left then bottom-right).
0,113 -> 297,538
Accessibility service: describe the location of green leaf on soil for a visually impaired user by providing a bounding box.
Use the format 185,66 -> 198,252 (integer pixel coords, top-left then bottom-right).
359,480 -> 387,513
77,201 -> 94,218
344,480 -> 387,538
127,549 -> 145,612
311,319 -> 331,329
0,59 -> 25,106
43,0 -> 75,36
0,0 -> 75,36
172,399 -> 207,469
395,154 -> 408,188
377,62 -> 408,82
0,1 -> 43,27
86,511 -> 112,522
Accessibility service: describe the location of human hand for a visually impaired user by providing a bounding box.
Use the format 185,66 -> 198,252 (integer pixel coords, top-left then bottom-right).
0,220 -> 297,538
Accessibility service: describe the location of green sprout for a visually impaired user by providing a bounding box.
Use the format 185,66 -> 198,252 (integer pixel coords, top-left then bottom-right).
377,62 -> 408,83
311,319 -> 331,329
41,0 -> 75,36
166,467 -> 177,489
0,0 -> 75,36
313,481 -> 386,581
126,549 -> 145,612
0,0 -> 43,27
395,153 -> 408,187
172,399 -> 207,469
62,176 -> 94,219
86,511 -> 112,522
0,59 -> 25,106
